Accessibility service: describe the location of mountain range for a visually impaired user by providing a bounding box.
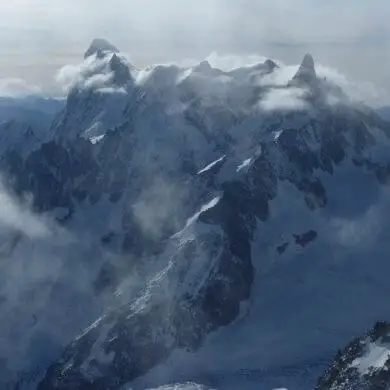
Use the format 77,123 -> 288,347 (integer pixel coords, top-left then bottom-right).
1,39 -> 390,390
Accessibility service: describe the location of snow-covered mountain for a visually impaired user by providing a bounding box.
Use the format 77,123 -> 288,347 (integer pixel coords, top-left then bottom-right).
317,322 -> 390,390
1,39 -> 390,390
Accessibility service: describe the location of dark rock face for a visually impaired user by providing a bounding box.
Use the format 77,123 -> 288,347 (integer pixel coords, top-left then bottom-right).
1,138 -> 96,212
264,59 -> 278,72
109,54 -> 132,86
317,322 -> 390,390
84,38 -> 119,59
294,230 -> 318,247
276,242 -> 289,254
291,53 -> 317,87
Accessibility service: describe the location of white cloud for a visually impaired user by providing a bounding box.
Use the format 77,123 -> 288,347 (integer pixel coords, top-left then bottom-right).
55,54 -> 109,92
54,42 -> 388,109
0,181 -> 50,239
328,186 -> 390,250
258,65 -> 298,87
162,53 -> 271,73
0,78 -> 41,97
132,177 -> 188,239
259,87 -> 309,111
83,72 -> 114,90
255,60 -> 389,109
205,52 -> 269,71
316,65 -> 390,107
96,86 -> 127,95
55,52 -> 129,94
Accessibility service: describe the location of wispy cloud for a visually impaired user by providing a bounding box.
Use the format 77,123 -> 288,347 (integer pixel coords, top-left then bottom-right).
205,52 -> 269,71
0,180 -> 50,239
132,177 -> 189,239
259,87 -> 309,111
0,177 -> 103,386
0,78 -> 41,97
257,65 -> 298,87
55,52 -> 129,94
316,65 -> 390,107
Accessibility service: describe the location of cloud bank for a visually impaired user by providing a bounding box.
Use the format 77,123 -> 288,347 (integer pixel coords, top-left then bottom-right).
53,46 -> 389,110
259,87 -> 309,111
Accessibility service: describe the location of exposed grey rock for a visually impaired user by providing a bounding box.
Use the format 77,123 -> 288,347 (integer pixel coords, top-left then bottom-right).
84,38 -> 119,59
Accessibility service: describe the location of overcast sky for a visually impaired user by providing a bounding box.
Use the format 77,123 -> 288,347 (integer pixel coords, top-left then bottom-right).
0,0 -> 389,100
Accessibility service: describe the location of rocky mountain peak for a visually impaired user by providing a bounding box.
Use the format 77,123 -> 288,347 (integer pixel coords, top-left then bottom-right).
84,38 -> 119,59
291,53 -> 317,86
109,53 -> 133,86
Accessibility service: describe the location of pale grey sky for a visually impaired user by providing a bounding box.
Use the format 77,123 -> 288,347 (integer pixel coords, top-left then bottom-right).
0,0 -> 389,101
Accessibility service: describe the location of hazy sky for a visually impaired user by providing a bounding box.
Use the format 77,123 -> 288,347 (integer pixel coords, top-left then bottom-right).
0,0 -> 389,100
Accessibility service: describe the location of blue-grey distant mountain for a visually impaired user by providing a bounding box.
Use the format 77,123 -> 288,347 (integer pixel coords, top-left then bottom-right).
0,95 -> 64,158
0,95 -> 64,126
1,40 -> 390,390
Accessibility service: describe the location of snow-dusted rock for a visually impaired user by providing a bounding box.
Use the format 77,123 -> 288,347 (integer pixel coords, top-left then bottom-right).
317,322 -> 390,390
